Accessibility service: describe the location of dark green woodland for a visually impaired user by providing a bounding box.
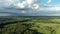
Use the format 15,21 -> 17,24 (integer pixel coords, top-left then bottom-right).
0,16 -> 60,34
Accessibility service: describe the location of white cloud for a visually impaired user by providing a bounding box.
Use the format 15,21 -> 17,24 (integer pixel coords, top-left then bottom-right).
49,7 -> 60,11
0,0 -> 39,9
0,13 -> 11,16
36,6 -> 60,11
0,0 -> 19,8
47,14 -> 60,16
0,0 -> 60,12
29,4 -> 40,10
26,0 -> 34,4
21,11 -> 27,13
14,0 -> 39,10
25,0 -> 40,10
16,1 -> 26,9
26,0 -> 37,4
1,0 -> 60,16
47,0 -> 51,3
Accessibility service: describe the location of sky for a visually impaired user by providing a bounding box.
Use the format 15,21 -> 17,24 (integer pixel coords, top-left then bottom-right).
0,0 -> 60,16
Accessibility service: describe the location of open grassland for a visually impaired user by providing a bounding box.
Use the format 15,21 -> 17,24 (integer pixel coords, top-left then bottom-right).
0,17 -> 60,34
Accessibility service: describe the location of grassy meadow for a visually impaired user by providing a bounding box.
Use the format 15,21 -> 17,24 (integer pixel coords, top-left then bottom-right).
0,16 -> 60,34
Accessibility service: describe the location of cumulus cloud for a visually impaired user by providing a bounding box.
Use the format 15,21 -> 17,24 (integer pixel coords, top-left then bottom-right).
16,0 -> 39,9
29,4 -> 40,10
16,1 -> 27,9
0,13 -> 11,16
0,0 -> 60,16
25,0 -> 40,10
21,11 -> 27,13
47,0 -> 51,3
26,0 -> 38,4
0,0 -> 39,9
39,7 -> 60,11
46,14 -> 60,16
0,0 -> 60,11
0,0 -> 19,8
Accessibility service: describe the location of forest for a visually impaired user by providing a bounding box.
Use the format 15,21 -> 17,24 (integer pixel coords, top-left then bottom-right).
0,17 -> 60,34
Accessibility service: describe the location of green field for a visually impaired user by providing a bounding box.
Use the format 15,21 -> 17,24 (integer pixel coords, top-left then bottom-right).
0,17 -> 60,34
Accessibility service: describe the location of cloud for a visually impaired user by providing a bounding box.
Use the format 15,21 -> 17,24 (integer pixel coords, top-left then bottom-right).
47,0 -> 51,3
29,4 -> 40,10
39,7 -> 60,11
26,0 -> 37,4
25,0 -> 40,10
26,0 -> 34,4
0,0 -> 42,11
21,11 -> 27,13
0,0 -> 39,9
1,0 -> 60,16
16,1 -> 27,9
0,0 -> 60,12
46,14 -> 60,16
16,0 -> 39,9
0,13 -> 11,16
0,0 -> 19,8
